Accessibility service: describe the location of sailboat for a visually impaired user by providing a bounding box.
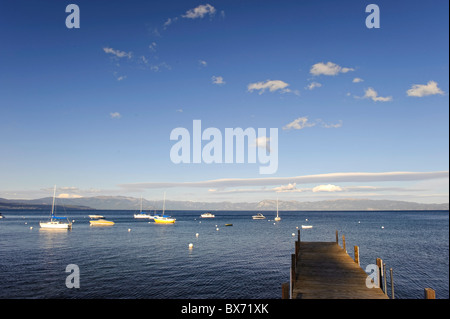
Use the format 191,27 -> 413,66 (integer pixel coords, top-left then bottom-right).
134,196 -> 154,219
274,198 -> 281,221
153,192 -> 176,224
40,186 -> 72,229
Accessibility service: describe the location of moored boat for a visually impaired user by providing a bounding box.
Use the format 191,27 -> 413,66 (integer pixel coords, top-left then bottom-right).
40,186 -> 72,230
200,212 -> 215,218
252,213 -> 266,220
89,219 -> 115,226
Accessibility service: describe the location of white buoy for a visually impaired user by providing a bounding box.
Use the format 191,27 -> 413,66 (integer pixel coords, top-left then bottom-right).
292,233 -> 295,237
189,243 -> 194,249
128,228 -> 131,232
306,218 -> 308,221
196,233 -> 199,238
381,226 -> 385,229
29,226 -> 33,230
216,227 -> 219,231
296,226 -> 299,229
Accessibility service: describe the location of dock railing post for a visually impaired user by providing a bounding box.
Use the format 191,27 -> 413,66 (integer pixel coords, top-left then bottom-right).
383,263 -> 387,296
335,230 -> 338,244
298,229 -> 300,242
354,246 -> 360,265
290,254 -> 296,299
342,235 -> 346,252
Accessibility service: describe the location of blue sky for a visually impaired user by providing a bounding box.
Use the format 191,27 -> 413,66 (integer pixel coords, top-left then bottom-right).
0,0 -> 448,203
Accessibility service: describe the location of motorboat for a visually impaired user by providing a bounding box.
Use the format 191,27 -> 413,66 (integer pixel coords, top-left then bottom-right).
200,212 -> 215,218
89,215 -> 104,219
252,213 -> 266,220
89,219 -> 115,226
301,225 -> 313,229
40,186 -> 72,230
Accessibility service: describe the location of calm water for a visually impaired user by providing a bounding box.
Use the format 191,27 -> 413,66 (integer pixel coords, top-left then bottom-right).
0,210 -> 448,299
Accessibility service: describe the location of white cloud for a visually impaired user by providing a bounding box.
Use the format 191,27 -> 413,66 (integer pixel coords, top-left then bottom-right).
212,75 -> 225,85
110,112 -> 121,119
320,119 -> 343,128
103,47 -> 132,59
283,117 -> 316,130
407,81 -> 444,97
363,87 -> 393,102
306,82 -> 322,90
312,184 -> 343,192
353,77 -> 364,83
183,4 -> 216,19
248,80 -> 290,94
58,193 -> 83,199
199,60 -> 207,67
310,61 -> 354,76
273,183 -> 302,193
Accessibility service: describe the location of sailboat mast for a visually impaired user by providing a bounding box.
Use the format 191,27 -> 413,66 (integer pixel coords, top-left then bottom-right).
140,196 -> 143,213
276,197 -> 279,217
51,185 -> 56,217
162,192 -> 166,215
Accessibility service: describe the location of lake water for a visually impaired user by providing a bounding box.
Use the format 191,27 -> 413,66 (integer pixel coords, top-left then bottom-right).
0,210 -> 448,299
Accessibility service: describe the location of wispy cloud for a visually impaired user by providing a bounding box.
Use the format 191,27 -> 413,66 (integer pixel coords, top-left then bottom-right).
103,47 -> 132,59
407,81 -> 444,97
363,87 -> 393,102
212,75 -> 225,85
118,171 -> 449,190
283,117 -> 316,130
306,82 -> 322,90
283,117 -> 342,130
199,60 -> 208,67
110,112 -> 121,119
248,80 -> 291,94
182,4 -> 216,19
353,77 -> 364,83
310,61 -> 354,76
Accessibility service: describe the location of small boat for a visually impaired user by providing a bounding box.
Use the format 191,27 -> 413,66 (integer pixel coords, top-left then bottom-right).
200,212 -> 215,218
134,197 -> 154,219
154,192 -> 175,224
89,215 -> 104,219
0,213 -> 4,219
252,213 -> 266,220
40,186 -> 72,230
225,223 -> 233,226
301,225 -> 313,229
89,219 -> 115,226
274,198 -> 281,221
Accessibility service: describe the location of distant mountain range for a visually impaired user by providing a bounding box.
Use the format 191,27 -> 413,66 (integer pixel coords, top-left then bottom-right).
0,196 -> 448,211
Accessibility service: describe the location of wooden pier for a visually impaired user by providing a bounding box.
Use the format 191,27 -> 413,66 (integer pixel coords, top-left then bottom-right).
283,230 -> 389,299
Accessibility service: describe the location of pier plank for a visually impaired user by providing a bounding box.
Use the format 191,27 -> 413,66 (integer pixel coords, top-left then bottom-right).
292,241 -> 388,299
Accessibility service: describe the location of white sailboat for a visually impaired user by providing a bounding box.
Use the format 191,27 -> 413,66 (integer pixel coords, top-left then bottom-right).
40,186 -> 72,230
154,192 -> 176,224
274,198 -> 281,221
134,196 -> 154,219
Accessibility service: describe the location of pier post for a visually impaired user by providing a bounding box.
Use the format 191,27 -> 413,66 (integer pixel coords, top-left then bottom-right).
335,230 -> 338,244
376,258 -> 384,292
298,229 -> 301,242
342,235 -> 346,252
424,288 -> 436,299
354,246 -> 360,266
281,282 -> 289,299
390,268 -> 394,299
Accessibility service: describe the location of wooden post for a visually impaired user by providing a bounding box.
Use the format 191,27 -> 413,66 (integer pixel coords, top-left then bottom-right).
424,288 -> 436,299
335,230 -> 339,244
390,268 -> 395,299
354,246 -> 360,265
298,229 -> 301,242
295,241 -> 299,260
281,282 -> 289,299
291,254 -> 296,297
376,258 -> 383,292
342,235 -> 346,252
383,263 -> 387,296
